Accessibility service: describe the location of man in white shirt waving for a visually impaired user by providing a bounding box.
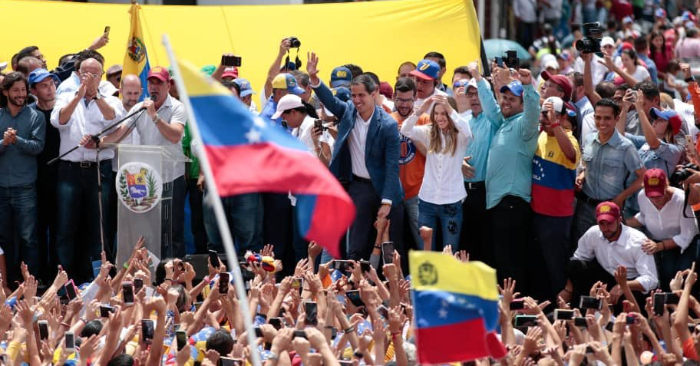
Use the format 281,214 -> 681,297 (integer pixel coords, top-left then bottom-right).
559,201 -> 658,307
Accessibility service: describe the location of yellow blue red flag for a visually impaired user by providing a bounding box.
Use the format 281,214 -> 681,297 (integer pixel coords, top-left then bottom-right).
409,251 -> 504,363
123,2 -> 150,100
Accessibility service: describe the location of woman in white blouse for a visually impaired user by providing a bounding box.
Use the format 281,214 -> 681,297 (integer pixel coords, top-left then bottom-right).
400,95 -> 472,251
625,168 -> 699,291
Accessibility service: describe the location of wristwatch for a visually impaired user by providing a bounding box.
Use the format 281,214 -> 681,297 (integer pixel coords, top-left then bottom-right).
94,93 -> 102,101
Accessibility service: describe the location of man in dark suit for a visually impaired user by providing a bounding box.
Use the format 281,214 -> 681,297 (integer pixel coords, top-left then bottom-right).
306,52 -> 404,263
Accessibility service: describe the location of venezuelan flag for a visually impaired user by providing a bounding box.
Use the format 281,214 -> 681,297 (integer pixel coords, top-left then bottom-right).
123,2 -> 150,100
175,59 -> 355,258
410,251 -> 500,364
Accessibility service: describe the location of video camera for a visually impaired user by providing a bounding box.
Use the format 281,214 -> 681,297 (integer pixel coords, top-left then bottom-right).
670,163 -> 699,187
575,22 -> 603,54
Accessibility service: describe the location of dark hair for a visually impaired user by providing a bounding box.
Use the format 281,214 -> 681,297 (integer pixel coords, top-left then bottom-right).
75,50 -> 105,71
0,72 -> 30,108
635,80 -> 660,100
424,51 -> 446,68
16,46 -> 39,64
223,80 -> 240,95
394,77 -> 416,95
351,74 -> 377,95
287,100 -> 316,117
595,98 -> 621,117
206,329 -> 234,356
154,259 -> 174,286
107,354 -> 135,366
634,34 -> 650,51
687,28 -> 699,38
343,64 -> 363,80
571,24 -> 582,33
172,285 -> 190,313
291,70 -> 310,88
59,53 -> 76,68
607,20 -> 617,30
596,81 -> 616,99
666,59 -> 680,74
616,83 -> 629,92
80,320 -> 104,338
397,61 -> 416,75
453,66 -> 472,78
363,72 -> 380,91
649,30 -> 667,55
621,49 -> 639,65
567,71 -> 584,87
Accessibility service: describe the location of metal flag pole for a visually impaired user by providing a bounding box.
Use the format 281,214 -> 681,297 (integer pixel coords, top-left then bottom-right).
161,34 -> 262,366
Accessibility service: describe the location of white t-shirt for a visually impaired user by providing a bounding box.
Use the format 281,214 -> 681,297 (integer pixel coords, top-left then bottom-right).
630,66 -> 651,83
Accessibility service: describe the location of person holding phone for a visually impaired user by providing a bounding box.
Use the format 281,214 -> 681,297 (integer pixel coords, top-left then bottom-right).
400,95 -> 472,250
271,94 -> 333,165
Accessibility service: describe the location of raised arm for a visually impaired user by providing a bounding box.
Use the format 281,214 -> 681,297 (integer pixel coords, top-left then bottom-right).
468,61 -> 505,129
583,53 -> 602,105
264,39 -> 291,98
307,52 -> 348,118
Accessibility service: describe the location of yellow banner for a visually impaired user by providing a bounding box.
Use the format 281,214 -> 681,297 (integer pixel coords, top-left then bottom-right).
0,0 -> 479,94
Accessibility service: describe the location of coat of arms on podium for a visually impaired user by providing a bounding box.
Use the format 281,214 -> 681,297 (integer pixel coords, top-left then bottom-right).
116,162 -> 163,213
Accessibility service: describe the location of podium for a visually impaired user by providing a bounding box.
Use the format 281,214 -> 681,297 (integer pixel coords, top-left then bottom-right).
115,145 -> 189,268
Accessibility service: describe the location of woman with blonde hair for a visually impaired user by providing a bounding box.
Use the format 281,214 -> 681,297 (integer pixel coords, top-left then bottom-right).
401,95 -> 473,251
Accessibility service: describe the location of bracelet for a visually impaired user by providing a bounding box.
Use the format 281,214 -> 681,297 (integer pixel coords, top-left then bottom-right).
374,244 -> 381,249
686,76 -> 696,83
343,326 -> 355,334
164,278 -> 173,282
661,241 -> 666,250
268,352 -> 280,361
123,262 -> 130,269
256,313 -> 267,319
550,122 -> 561,129
353,351 -> 364,359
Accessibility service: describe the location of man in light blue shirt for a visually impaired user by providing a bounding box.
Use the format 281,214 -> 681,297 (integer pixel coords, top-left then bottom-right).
634,36 -> 659,85
457,78 -> 496,265
470,62 -> 540,292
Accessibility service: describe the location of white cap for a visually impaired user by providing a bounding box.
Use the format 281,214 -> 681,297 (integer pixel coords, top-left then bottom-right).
272,94 -> 304,119
544,59 -> 559,70
466,78 -> 490,91
601,36 -> 615,47
544,96 -> 565,114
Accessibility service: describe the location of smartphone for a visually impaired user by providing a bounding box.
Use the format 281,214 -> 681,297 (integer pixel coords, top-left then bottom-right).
359,260 -> 371,273
269,317 -> 283,330
654,292 -> 666,315
291,277 -> 303,294
305,301 -> 318,326
219,272 -> 230,294
104,26 -> 111,36
64,332 -> 75,352
100,305 -> 115,318
141,319 -> 155,344
514,315 -> 538,327
333,260 -> 354,275
579,296 -> 602,310
495,57 -> 504,68
122,282 -> 134,305
665,293 -> 680,305
338,361 -> 354,366
293,330 -> 307,339
254,327 -> 263,338
64,280 -> 78,301
586,345 -> 594,354
176,330 -> 187,351
377,305 -> 389,320
219,357 -> 242,366
554,309 -> 574,321
38,320 -> 49,340
134,278 -> 144,293
509,299 -> 525,311
381,242 -> 394,264
209,250 -> 220,268
574,317 -> 588,328
626,314 -> 637,325
194,302 -> 203,311
346,290 -> 365,307
221,55 -> 242,67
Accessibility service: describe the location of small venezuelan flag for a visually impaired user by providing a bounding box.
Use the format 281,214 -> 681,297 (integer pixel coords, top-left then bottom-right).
409,251 -> 503,363
123,2 -> 151,100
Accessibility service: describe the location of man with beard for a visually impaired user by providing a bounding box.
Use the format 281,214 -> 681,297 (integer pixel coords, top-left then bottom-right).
99,67 -> 186,259
29,69 -> 60,284
560,201 -> 658,307
391,77 -> 428,249
458,78 -> 497,263
0,72 -> 46,281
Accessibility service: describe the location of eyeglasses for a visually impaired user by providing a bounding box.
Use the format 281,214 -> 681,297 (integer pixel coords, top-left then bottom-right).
79,71 -> 101,78
395,98 -> 414,104
465,92 -> 477,98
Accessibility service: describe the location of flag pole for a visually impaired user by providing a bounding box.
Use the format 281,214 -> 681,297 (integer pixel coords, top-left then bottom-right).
162,34 -> 262,366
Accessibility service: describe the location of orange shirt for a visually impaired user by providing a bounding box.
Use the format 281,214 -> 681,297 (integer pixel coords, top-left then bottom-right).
392,112 -> 429,200
684,337 -> 699,361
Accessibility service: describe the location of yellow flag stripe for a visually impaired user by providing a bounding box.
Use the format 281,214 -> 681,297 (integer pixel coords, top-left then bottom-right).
177,59 -> 231,98
409,251 -> 499,301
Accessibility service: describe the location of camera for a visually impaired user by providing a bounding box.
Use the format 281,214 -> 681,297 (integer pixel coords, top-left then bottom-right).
505,50 -> 520,69
575,22 -> 603,54
288,37 -> 301,48
670,163 -> 699,187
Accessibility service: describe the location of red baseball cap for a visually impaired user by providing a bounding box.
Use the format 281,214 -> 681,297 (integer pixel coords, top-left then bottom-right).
644,168 -> 667,198
222,67 -> 238,79
596,201 -> 620,223
147,66 -> 170,82
542,70 -> 573,101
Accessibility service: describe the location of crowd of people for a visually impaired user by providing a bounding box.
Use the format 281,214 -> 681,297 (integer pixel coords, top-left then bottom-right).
6,0 -> 700,364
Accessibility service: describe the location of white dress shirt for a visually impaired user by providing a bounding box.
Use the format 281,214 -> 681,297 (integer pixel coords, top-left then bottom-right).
348,109 -> 374,179
574,55 -> 608,86
573,224 -> 659,292
51,93 -> 126,162
635,188 -> 699,252
126,95 -> 187,181
293,115 -> 335,155
401,110 -> 473,205
56,72 -> 118,98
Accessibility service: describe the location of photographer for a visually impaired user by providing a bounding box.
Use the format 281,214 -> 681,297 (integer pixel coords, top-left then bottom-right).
625,169 -> 699,292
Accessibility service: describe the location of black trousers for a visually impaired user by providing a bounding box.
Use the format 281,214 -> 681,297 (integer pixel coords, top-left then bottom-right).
488,195 -> 531,294
186,179 -> 208,254
346,179 -> 405,272
529,213 -> 573,303
459,182 -> 491,265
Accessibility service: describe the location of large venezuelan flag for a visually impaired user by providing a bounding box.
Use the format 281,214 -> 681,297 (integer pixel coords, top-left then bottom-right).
122,2 -> 150,100
410,251 -> 500,364
176,59 -> 355,258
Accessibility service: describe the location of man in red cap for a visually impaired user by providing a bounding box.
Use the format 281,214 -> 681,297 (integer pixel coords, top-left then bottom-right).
559,201 -> 658,306
98,66 -> 187,258
540,70 -> 573,102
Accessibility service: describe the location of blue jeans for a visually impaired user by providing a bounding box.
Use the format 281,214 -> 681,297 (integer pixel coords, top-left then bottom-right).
204,191 -> 263,255
404,196 -> 423,249
55,161 -> 112,284
0,184 -> 39,281
418,199 -> 463,251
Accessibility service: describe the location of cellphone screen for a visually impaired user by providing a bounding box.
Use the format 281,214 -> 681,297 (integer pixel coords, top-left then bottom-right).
209,250 -> 219,268
123,282 -> 134,304
574,317 -> 588,328
100,305 -> 114,318
346,290 -> 365,307
39,321 -> 49,340
514,315 -> 537,327
509,299 -> 524,310
65,332 -> 75,350
269,318 -> 283,330
104,26 -> 111,36
579,296 -> 601,310
142,320 -> 155,342
176,330 -> 187,351
554,309 -> 574,321
381,242 -> 394,264
293,330 -> 307,339
254,327 -> 263,338
219,273 -> 230,294
65,281 -> 77,300
654,293 -> 666,315
305,302 -> 318,326
134,278 -> 144,293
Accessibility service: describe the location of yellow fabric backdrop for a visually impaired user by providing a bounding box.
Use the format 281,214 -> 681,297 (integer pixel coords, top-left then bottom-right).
0,0 -> 480,93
